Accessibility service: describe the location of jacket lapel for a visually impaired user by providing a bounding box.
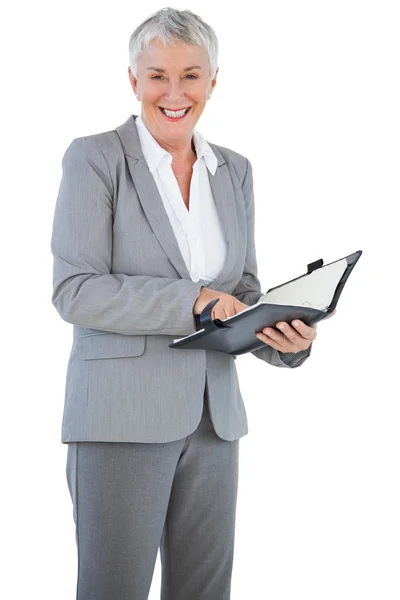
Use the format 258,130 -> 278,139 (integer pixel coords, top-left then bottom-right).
115,114 -> 239,289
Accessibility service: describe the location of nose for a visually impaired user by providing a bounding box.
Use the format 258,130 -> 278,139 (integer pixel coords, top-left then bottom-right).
163,79 -> 187,103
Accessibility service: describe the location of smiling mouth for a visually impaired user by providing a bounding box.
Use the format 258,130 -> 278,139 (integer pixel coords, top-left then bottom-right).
158,106 -> 192,118
158,106 -> 192,111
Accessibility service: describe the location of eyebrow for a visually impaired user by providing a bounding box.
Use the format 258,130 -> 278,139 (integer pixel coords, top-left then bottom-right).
146,65 -> 202,73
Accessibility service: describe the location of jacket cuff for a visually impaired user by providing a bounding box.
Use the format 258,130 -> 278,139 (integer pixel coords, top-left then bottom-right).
278,344 -> 312,368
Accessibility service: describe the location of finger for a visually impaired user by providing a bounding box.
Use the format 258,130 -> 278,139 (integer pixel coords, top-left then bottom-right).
267,323 -> 313,352
275,322 -> 305,345
237,301 -> 250,311
255,332 -> 284,351
212,311 -> 226,321
259,326 -> 298,352
290,320 -> 317,341
216,309 -> 228,321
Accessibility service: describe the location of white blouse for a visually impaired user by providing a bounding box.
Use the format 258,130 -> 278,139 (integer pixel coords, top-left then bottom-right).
135,114 -> 226,285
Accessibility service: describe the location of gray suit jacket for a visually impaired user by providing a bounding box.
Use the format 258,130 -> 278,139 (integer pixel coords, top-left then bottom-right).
51,114 -> 310,444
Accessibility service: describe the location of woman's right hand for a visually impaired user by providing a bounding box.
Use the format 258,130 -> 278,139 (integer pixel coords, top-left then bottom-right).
192,287 -> 249,321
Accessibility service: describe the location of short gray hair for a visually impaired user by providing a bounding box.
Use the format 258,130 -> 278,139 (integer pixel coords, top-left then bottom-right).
128,7 -> 219,80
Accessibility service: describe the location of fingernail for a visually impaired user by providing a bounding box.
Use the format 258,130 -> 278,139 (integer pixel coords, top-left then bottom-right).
293,321 -> 299,327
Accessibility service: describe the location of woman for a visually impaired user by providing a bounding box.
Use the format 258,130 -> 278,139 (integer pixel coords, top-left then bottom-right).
51,7 -> 320,599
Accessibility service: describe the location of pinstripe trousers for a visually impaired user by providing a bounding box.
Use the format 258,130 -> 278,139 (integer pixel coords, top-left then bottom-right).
65,388 -> 240,600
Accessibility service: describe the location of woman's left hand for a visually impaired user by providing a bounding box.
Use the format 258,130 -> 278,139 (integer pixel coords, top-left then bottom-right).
255,309 -> 336,353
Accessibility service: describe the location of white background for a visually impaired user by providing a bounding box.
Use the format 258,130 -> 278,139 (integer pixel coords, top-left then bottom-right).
2,1 -> 399,598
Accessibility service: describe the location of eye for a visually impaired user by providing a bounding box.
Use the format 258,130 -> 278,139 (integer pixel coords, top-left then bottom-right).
151,74 -> 198,80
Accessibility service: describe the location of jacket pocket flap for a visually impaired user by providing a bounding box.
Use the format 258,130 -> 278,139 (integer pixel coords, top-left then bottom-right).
78,333 -> 146,360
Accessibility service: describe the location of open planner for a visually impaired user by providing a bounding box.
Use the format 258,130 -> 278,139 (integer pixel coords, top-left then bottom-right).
168,249 -> 362,356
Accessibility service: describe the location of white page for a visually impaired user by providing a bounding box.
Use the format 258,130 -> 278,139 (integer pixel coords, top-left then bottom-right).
258,258 -> 347,310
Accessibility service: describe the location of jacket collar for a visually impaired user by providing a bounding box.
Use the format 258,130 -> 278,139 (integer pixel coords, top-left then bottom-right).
115,114 -> 239,290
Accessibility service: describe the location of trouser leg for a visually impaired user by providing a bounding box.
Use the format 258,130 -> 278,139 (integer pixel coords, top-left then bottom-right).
160,395 -> 240,600
66,438 -> 185,600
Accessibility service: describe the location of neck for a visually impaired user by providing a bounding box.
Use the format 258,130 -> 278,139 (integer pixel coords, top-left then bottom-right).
157,136 -> 196,164
140,112 -> 196,163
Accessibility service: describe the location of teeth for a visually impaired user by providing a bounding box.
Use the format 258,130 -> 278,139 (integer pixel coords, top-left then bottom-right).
161,107 -> 189,118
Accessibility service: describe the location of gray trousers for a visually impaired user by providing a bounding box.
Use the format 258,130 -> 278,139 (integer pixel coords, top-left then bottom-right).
65,390 -> 240,599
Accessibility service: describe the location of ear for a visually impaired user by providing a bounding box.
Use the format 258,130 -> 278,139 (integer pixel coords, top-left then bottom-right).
128,67 -> 138,95
211,67 -> 219,90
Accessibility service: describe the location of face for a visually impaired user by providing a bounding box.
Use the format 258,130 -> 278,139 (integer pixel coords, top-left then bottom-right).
128,38 -> 218,150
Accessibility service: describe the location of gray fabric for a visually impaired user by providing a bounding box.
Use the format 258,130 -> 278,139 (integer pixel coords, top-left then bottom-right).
51,114 -> 311,445
278,345 -> 311,366
66,394 -> 239,600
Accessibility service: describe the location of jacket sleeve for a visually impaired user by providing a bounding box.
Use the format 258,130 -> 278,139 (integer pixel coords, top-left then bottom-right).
50,137 -> 203,336
231,158 -> 311,368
